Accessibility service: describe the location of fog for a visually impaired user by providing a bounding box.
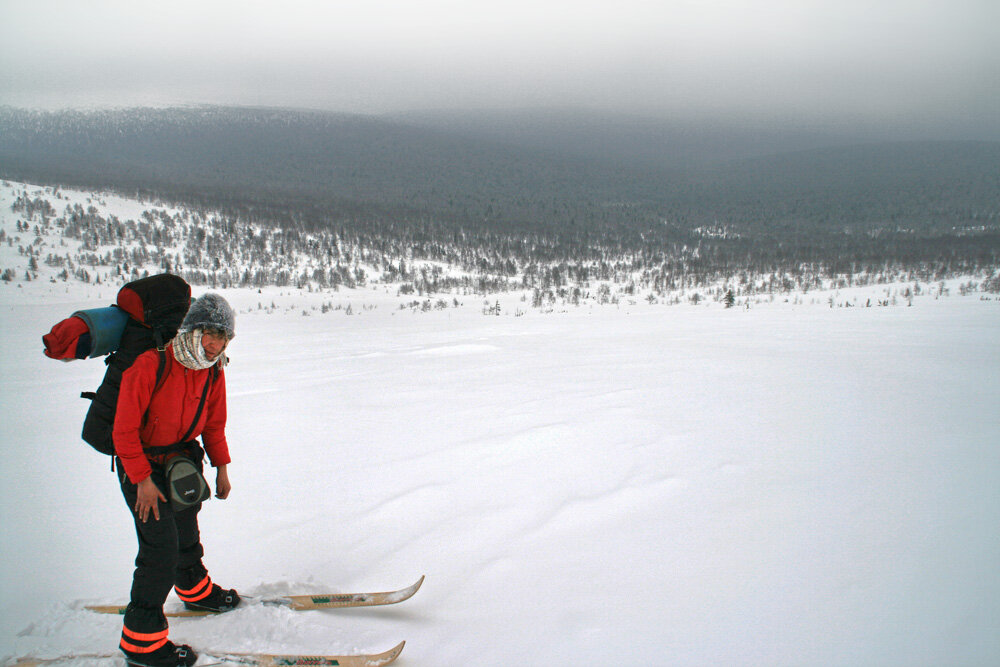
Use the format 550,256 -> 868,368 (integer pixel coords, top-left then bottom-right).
1,0 -> 998,137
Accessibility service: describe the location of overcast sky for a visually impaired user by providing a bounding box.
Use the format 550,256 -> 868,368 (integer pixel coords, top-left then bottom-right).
1,0 -> 997,135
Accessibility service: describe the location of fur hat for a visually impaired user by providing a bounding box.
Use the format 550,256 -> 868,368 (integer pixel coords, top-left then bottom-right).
180,293 -> 236,338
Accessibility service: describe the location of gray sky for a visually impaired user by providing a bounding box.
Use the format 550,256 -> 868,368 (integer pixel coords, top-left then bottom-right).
1,0 -> 997,134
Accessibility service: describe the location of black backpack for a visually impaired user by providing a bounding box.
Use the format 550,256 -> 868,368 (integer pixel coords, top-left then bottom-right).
80,274 -> 192,455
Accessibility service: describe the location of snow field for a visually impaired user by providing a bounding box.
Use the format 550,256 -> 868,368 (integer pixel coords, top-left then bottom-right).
2,180 -> 999,665
2,288 -> 999,665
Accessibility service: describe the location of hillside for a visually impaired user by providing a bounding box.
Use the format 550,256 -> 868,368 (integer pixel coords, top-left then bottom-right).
0,106 -> 649,236
2,180 -> 998,312
392,107 -> 939,168
1,106 -> 997,246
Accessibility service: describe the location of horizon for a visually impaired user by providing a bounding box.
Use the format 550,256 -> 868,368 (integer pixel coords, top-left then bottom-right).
2,102 -> 998,149
1,1 -> 998,142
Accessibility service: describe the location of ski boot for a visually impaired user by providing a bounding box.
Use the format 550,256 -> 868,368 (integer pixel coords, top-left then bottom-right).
182,582 -> 241,612
175,566 -> 242,613
122,640 -> 197,667
120,604 -> 197,667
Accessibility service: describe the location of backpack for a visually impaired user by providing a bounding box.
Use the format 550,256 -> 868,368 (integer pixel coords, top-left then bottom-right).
42,273 -> 193,455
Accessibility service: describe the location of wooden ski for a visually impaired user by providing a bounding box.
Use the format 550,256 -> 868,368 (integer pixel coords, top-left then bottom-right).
11,641 -> 405,666
85,576 -> 424,617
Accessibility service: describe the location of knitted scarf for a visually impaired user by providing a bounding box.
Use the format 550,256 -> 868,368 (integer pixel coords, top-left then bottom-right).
172,329 -> 227,370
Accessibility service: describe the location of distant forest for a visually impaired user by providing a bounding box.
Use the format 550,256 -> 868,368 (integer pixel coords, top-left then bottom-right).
0,105 -> 998,286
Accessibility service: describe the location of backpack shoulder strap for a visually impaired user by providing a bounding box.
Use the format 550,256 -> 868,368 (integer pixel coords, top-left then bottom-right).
105,349 -> 171,472
146,364 -> 216,458
153,348 -> 169,394
178,367 -> 215,444
140,349 -> 169,419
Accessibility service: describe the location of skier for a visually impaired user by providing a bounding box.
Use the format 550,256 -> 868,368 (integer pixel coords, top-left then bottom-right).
114,293 -> 241,667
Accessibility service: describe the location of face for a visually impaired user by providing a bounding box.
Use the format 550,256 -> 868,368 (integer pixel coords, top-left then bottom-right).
200,328 -> 230,360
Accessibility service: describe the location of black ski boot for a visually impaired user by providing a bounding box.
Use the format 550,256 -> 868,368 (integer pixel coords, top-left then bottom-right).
182,582 -> 241,612
122,641 -> 198,667
120,604 -> 197,667
175,565 -> 241,612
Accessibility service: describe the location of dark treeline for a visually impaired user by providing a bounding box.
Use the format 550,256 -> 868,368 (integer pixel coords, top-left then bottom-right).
8,189 -> 999,308
1,105 -> 998,287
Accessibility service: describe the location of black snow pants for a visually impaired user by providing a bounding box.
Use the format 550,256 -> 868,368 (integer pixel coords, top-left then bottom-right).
116,455 -> 209,634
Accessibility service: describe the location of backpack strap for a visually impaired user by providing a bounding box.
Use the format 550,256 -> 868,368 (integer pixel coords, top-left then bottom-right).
153,328 -> 167,353
178,366 -> 215,444
96,348 -> 171,471
143,365 -> 217,458
137,348 -> 169,426
153,348 -> 169,394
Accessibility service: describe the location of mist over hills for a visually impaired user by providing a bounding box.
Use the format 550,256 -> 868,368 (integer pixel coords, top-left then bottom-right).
0,106 -> 649,234
391,107 -> 964,168
0,105 -> 997,269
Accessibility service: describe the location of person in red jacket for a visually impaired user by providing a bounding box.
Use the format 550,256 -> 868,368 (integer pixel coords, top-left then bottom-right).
114,293 -> 240,667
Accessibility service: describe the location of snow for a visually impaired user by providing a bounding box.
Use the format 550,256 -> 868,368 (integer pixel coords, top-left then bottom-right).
1,185 -> 1000,666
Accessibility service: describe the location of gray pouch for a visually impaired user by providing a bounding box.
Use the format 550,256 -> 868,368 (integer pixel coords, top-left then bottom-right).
165,456 -> 210,511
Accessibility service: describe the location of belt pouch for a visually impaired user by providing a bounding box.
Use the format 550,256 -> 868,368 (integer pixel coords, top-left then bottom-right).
165,455 -> 210,511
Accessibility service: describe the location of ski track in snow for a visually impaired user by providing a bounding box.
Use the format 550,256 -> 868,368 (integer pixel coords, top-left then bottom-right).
404,343 -> 500,357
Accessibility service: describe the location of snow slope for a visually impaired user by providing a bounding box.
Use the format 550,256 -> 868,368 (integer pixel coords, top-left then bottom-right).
1,185 -> 999,666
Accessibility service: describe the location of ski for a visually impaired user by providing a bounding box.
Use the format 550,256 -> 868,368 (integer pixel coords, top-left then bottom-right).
270,575 -> 424,611
85,576 -> 424,617
10,641 -> 405,666
206,641 -> 404,666
7,657 -> 225,667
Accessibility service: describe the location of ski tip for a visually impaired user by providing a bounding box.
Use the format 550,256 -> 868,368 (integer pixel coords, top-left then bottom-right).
387,576 -> 424,604
374,641 -> 406,666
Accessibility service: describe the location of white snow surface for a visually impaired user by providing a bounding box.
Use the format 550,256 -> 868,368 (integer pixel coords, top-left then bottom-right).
1,187 -> 1000,665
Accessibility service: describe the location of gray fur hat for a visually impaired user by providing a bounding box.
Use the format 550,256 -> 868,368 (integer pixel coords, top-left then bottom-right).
180,293 -> 236,338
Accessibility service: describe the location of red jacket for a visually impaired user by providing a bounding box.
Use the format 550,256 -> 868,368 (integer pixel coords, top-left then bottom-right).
114,344 -> 231,484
